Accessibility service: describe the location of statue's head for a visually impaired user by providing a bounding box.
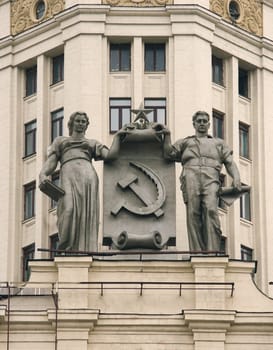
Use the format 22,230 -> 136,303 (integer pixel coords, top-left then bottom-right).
68,111 -> 90,136
192,111 -> 210,135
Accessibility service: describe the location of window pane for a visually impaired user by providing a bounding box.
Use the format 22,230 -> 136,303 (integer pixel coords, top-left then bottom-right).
240,188 -> 251,221
26,66 -> 37,96
145,99 -> 166,107
145,45 -> 154,71
23,244 -> 35,281
212,56 -> 223,85
239,68 -> 249,98
241,245 -> 253,261
52,55 -> 64,84
25,120 -> 37,157
121,44 -> 130,71
122,108 -> 131,126
110,46 -> 120,72
110,108 -> 119,132
110,99 -> 131,107
155,45 -> 165,71
239,123 -> 249,158
51,109 -> 64,141
157,109 -> 166,124
213,111 -> 224,139
24,182 -> 35,220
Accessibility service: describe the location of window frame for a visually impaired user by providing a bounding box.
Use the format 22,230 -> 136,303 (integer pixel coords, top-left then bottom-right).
50,233 -> 59,258
240,183 -> 251,221
24,119 -> 37,157
22,243 -> 35,281
144,98 -> 167,124
239,67 -> 249,98
109,98 -> 131,134
212,55 -> 224,86
144,43 -> 166,72
52,54 -> 64,85
110,43 -> 131,72
212,110 -> 225,139
51,108 -> 64,141
25,65 -> 37,97
240,244 -> 253,261
24,181 -> 36,220
239,122 -> 250,159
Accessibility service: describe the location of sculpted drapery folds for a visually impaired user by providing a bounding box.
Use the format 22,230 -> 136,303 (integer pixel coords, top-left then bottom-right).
39,111 -> 122,251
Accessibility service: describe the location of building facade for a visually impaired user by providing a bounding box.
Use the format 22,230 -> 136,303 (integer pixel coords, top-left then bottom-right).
1,0 -> 273,293
2,0 -> 273,348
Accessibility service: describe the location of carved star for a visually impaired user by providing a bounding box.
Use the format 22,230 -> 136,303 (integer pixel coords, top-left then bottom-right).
131,103 -> 154,122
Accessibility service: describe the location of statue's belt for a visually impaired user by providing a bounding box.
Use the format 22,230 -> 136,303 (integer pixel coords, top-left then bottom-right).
60,155 -> 91,167
183,157 -> 221,170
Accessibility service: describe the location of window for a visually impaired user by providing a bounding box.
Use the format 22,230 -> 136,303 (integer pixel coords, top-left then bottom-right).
241,244 -> 253,261
50,234 -> 59,258
240,185 -> 251,221
144,98 -> 166,124
110,43 -> 131,72
213,110 -> 224,139
35,0 -> 45,20
52,54 -> 64,84
51,172 -> 60,209
145,43 -> 165,72
51,108 -> 64,141
25,120 -> 37,157
109,98 -> 131,133
239,122 -> 250,159
25,66 -> 37,97
239,67 -> 249,98
24,181 -> 36,220
220,236 -> 227,254
212,55 -> 224,85
23,243 -> 35,281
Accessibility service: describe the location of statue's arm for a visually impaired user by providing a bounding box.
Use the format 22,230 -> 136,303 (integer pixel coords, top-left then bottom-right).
39,153 -> 58,185
224,156 -> 241,191
103,130 -> 127,161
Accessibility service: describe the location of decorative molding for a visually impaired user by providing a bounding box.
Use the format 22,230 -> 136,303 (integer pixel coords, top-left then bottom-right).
210,0 -> 263,36
11,0 -> 65,35
102,0 -> 172,7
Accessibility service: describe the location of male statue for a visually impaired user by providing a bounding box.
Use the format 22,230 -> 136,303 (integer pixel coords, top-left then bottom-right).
162,111 -> 241,251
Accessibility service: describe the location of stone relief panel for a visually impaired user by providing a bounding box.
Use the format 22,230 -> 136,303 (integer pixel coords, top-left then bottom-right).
210,0 -> 262,36
102,0 -> 172,6
11,0 -> 65,35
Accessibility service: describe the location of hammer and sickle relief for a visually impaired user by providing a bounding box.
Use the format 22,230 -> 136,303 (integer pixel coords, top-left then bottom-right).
111,161 -> 166,218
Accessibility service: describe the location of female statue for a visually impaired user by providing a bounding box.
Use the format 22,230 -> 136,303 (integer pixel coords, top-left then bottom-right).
39,111 -> 121,251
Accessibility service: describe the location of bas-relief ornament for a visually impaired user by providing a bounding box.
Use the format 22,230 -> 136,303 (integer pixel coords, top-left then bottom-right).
210,0 -> 263,36
102,0 -> 172,7
11,0 -> 65,35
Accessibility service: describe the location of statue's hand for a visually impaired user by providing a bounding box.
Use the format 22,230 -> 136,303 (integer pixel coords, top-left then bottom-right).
152,124 -> 170,135
232,179 -> 242,192
39,175 -> 48,190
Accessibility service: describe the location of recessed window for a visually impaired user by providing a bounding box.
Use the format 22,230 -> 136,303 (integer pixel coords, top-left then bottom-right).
35,0 -> 45,20
109,98 -> 131,133
25,120 -> 37,157
51,108 -> 63,141
22,243 -> 35,281
25,66 -> 37,97
213,110 -> 224,139
52,54 -> 64,84
212,55 -> 224,86
239,122 -> 250,159
240,185 -> 251,221
241,244 -> 253,261
144,98 -> 166,124
229,1 -> 240,21
24,181 -> 36,220
145,43 -> 165,72
239,67 -> 249,98
110,43 -> 131,72
50,233 -> 59,258
220,236 -> 227,254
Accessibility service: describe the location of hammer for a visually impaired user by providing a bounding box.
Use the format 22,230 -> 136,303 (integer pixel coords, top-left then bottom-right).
111,174 -> 164,218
